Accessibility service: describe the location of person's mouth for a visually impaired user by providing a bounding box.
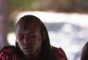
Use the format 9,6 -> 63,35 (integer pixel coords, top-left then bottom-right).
23,46 -> 33,50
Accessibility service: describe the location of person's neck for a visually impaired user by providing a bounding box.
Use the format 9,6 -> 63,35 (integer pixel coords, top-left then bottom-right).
24,48 -> 41,60
24,55 -> 38,60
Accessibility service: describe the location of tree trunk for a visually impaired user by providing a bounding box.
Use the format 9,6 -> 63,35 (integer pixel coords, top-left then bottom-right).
0,0 -> 9,50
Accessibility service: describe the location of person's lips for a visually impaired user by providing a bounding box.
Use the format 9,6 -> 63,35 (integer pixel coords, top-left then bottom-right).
23,47 -> 31,52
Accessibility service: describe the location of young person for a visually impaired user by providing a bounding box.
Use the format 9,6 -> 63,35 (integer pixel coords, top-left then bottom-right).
0,15 -> 67,60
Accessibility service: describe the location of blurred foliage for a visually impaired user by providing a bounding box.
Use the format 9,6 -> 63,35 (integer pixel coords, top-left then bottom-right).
32,0 -> 88,12
9,0 -> 35,13
32,0 -> 70,12
9,0 -> 88,13
8,20 -> 15,32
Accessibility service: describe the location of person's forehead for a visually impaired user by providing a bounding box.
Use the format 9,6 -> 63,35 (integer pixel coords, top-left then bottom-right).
16,23 -> 40,32
18,21 -> 40,27
17,30 -> 40,35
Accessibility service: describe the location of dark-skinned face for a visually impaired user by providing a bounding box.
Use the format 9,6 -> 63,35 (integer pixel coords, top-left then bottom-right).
16,22 -> 42,56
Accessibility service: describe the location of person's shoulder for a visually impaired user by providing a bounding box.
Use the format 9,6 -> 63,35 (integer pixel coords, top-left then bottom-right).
0,46 -> 16,55
52,46 -> 67,60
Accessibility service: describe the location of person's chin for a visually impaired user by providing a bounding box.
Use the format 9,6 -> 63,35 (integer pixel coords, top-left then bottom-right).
24,50 -> 33,55
24,51 -> 32,55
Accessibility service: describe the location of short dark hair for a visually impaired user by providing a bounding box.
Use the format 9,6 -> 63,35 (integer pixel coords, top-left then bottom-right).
16,15 -> 55,60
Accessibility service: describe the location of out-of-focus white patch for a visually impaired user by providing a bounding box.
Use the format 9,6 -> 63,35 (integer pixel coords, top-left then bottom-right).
7,33 -> 16,46
16,11 -> 88,27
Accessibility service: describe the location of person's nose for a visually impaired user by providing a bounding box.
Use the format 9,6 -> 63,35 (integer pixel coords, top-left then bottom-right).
23,36 -> 29,43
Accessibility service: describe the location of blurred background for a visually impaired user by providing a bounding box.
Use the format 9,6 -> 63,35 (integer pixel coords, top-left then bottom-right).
1,0 -> 88,60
